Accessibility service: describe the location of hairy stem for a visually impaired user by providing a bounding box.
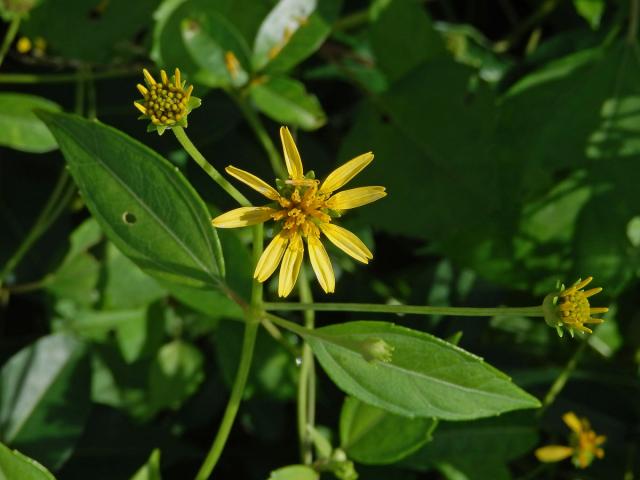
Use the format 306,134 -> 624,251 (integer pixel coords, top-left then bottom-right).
297,267 -> 316,464
0,68 -> 140,84
173,126 -> 251,207
263,302 -> 545,317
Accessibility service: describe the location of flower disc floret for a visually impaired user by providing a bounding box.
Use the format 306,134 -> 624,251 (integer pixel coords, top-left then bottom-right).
212,127 -> 387,297
542,276 -> 608,336
133,68 -> 201,135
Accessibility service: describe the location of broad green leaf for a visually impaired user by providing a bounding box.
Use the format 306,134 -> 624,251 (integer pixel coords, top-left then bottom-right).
305,321 -> 540,420
21,0 -> 157,63
0,334 -> 90,469
252,0 -> 342,73
268,465 -> 318,480
340,397 -> 436,464
573,0 -> 605,29
0,93 -> 60,153
404,413 -> 538,473
54,307 -> 147,342
0,442 -> 55,480
369,0 -> 446,83
130,449 -> 161,480
116,303 -> 166,364
45,218 -> 102,307
151,0 -> 232,73
147,340 -> 205,414
250,76 -> 326,130
181,11 -> 251,88
38,112 -> 225,290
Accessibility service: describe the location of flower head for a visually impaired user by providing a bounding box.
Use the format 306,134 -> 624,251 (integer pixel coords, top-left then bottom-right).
535,412 -> 606,469
212,127 -> 386,297
542,276 -> 608,336
133,68 -> 201,135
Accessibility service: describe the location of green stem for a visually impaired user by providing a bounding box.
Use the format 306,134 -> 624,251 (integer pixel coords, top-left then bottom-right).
0,68 -> 140,84
194,225 -> 264,480
297,267 -> 316,465
173,126 -> 251,207
0,17 -> 20,69
628,0 -> 639,44
231,95 -> 287,179
537,340 -> 588,417
263,312 -> 312,338
0,170 -> 73,285
263,302 -> 545,317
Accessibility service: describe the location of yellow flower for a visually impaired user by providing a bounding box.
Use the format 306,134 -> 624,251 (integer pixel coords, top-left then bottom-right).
133,68 -> 201,135
542,276 -> 608,336
212,127 -> 386,297
535,412 -> 606,469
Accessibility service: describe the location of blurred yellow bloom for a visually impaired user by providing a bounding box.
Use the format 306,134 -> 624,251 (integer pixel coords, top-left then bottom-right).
16,36 -> 31,54
543,276 -> 608,336
535,412 -> 606,469
133,68 -> 201,134
212,127 -> 386,297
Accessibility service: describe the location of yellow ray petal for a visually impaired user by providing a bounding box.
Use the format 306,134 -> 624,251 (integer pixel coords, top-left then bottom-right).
136,83 -> 148,96
308,236 -> 335,293
583,287 -> 602,298
133,102 -> 147,114
320,152 -> 374,194
574,276 -> 593,290
278,234 -> 304,297
212,206 -> 274,228
143,68 -> 156,85
535,445 -> 574,463
326,186 -> 387,210
595,435 -> 607,446
589,307 -> 609,314
226,165 -> 280,201
160,69 -> 169,85
319,223 -> 372,264
280,126 -> 303,179
174,68 -> 181,89
562,412 -> 583,434
254,232 -> 288,282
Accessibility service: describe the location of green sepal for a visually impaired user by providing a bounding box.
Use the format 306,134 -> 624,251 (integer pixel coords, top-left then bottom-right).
305,170 -> 316,180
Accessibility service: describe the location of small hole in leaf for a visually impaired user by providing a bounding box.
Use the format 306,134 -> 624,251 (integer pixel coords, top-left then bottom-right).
122,212 -> 137,225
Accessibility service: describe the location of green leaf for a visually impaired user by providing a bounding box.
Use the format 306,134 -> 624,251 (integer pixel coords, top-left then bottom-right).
573,0 -> 605,29
0,93 -> 60,153
268,465 -> 318,480
147,340 -> 205,414
45,218 -> 102,307
404,413 -> 538,474
369,0 -> 446,83
250,76 -> 326,130
181,11 -> 251,88
38,112 -> 225,290
130,449 -> 161,480
0,442 -> 56,480
21,0 -> 157,63
340,397 -> 437,464
305,321 -> 540,420
252,0 -> 342,73
0,334 -> 91,469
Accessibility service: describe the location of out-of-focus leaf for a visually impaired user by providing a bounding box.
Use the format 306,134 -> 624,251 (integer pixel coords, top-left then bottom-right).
305,321 -> 540,420
0,93 -> 60,153
250,76 -> 326,130
45,219 -> 102,307
253,0 -> 342,73
102,243 -> 165,310
340,397 -> 437,464
0,442 -> 56,480
129,449 -> 161,480
573,0 -> 605,29
404,413 -> 538,471
0,334 -> 90,469
181,11 -> 251,88
55,307 -> 146,342
268,464 -> 318,480
147,340 -> 205,414
369,0 -> 446,83
21,0 -> 157,63
38,112 -> 225,290
116,303 -> 166,364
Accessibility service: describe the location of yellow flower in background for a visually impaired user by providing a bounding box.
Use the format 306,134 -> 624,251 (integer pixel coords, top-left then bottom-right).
542,276 -> 608,336
212,127 -> 386,297
535,412 -> 606,469
133,68 -> 201,135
